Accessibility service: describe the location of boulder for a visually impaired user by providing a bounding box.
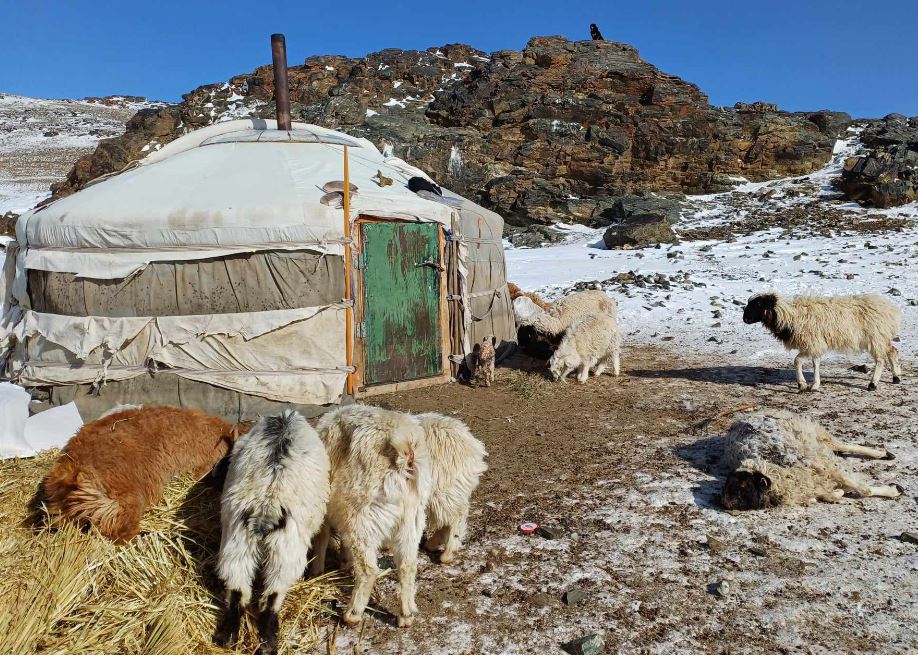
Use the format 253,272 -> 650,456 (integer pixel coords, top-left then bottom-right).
838,115 -> 918,208
1,211 -> 17,237
603,214 -> 677,249
591,192 -> 681,227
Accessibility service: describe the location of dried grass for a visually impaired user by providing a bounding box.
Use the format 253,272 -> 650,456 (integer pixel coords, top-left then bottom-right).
0,450 -> 341,655
500,368 -> 552,402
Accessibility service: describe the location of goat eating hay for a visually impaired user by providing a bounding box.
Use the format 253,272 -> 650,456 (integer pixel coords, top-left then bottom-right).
0,450 -> 339,655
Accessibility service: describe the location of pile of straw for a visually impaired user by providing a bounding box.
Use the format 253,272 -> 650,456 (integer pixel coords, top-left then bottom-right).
0,450 -> 340,655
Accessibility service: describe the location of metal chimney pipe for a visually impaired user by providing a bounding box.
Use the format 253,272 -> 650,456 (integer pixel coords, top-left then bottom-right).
271,33 -> 292,131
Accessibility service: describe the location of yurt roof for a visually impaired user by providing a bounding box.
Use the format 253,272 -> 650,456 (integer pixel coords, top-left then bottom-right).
17,119 -> 502,279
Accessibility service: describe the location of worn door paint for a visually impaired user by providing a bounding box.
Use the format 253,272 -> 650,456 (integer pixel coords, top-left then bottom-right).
361,222 -> 442,386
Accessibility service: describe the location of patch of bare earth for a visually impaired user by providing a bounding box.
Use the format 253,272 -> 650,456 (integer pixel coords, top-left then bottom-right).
323,346 -> 917,655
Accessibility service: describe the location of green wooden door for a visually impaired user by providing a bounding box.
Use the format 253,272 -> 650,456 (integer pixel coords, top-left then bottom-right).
361,222 -> 442,386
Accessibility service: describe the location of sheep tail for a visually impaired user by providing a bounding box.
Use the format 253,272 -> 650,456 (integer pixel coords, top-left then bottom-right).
243,503 -> 289,538
44,461 -> 130,539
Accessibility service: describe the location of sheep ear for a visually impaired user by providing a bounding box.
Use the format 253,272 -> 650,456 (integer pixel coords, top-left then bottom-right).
472,343 -> 481,353
491,336 -> 497,346
753,472 -> 771,490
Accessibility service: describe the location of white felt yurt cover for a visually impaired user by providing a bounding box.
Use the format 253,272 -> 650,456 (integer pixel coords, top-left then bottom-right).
0,119 -> 509,409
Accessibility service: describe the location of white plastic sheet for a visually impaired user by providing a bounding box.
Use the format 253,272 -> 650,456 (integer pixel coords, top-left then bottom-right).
0,382 -> 83,459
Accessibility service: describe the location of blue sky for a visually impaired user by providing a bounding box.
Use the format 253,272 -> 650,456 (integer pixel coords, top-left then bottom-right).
3,1 -> 916,117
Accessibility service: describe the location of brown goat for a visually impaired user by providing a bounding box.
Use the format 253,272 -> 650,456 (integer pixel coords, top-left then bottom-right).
507,282 -> 551,311
42,406 -> 240,543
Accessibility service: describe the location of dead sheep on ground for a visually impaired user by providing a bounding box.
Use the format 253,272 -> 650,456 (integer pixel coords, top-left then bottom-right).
720,409 -> 902,510
522,289 -> 618,337
548,311 -> 621,382
214,411 -> 330,655
309,404 -> 431,627
743,292 -> 902,391
471,335 -> 497,387
41,405 -> 240,543
415,412 -> 488,563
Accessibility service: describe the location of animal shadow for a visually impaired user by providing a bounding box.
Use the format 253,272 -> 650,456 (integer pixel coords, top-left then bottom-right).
675,434 -> 729,510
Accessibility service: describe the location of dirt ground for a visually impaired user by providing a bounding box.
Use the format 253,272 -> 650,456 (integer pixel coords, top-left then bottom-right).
322,346 -> 917,655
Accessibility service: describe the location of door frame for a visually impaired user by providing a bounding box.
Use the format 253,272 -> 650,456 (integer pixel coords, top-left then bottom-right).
353,216 -> 452,397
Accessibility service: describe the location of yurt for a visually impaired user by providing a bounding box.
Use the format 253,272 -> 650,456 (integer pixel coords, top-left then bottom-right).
0,113 -> 515,420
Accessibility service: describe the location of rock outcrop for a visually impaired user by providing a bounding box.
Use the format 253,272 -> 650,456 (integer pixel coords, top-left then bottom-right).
838,114 -> 918,208
603,214 -> 677,249
51,36 -> 850,226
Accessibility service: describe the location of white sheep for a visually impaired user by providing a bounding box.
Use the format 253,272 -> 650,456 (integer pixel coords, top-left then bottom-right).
415,412 -> 488,563
522,289 -> 617,336
743,293 -> 902,391
548,311 -> 621,382
214,411 -> 330,655
720,409 -> 902,510
309,404 -> 431,627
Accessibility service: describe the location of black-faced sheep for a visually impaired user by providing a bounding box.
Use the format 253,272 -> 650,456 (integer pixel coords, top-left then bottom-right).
309,404 -> 431,627
42,406 -> 240,543
214,411 -> 330,655
720,409 -> 902,510
743,293 -> 902,391
548,312 -> 621,382
415,413 -> 488,563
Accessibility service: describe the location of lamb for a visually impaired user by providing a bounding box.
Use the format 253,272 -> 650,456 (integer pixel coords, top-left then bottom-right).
415,413 -> 487,563
507,282 -> 551,311
41,405 -> 239,543
309,404 -> 431,627
214,411 -> 329,655
743,293 -> 902,391
720,409 -> 902,510
521,289 -> 617,336
548,311 -> 621,382
471,335 -> 496,387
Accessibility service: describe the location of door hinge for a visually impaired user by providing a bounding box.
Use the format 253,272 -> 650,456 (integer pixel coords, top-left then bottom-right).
354,253 -> 366,270
355,321 -> 366,339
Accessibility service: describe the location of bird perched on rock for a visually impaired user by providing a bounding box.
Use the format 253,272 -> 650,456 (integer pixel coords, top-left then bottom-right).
590,23 -> 604,40
373,169 -> 393,187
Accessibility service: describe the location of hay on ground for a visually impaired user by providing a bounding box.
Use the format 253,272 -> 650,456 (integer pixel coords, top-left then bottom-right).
0,450 -> 340,655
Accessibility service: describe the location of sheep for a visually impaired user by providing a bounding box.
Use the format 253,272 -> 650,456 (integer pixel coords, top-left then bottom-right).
720,409 -> 902,510
507,282 -> 551,311
42,406 -> 239,543
471,335 -> 496,387
415,413 -> 488,563
522,289 -> 617,337
548,311 -> 621,382
214,410 -> 329,655
309,404 -> 431,627
743,293 -> 902,391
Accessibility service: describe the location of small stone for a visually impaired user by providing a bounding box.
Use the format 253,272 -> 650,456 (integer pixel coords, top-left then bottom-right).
711,580 -> 731,597
850,364 -> 869,374
712,310 -> 723,318
711,322 -> 722,328
749,545 -> 767,557
706,535 -> 727,554
888,288 -> 902,296
530,592 -> 555,607
482,587 -> 495,598
537,525 -> 563,540
909,299 -> 918,306
562,633 -> 605,655
377,555 -> 395,570
846,273 -> 855,280
899,532 -> 918,545
732,299 -> 745,306
562,588 -> 588,606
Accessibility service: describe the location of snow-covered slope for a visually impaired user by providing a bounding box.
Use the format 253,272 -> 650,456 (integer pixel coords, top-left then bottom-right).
507,129 -> 918,364
0,93 -> 163,213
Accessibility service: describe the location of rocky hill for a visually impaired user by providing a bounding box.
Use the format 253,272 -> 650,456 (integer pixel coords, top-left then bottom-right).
50,36 -> 856,226
0,94 -> 163,216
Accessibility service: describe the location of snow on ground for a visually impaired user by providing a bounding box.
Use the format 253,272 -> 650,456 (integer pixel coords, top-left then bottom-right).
507,132 -> 918,370
0,93 -> 161,213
